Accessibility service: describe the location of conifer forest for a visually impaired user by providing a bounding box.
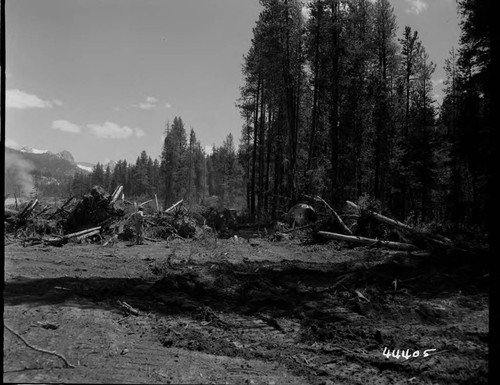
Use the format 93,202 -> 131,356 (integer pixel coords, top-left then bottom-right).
68,0 -> 491,235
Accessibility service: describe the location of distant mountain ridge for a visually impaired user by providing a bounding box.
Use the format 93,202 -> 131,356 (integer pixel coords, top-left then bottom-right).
6,146 -> 83,177
7,145 -> 116,173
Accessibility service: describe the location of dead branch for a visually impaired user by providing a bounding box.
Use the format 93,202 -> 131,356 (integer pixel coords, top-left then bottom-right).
117,300 -> 140,316
47,196 -> 75,219
165,199 -> 183,213
4,323 -> 75,368
328,273 -> 353,290
19,199 -> 39,218
318,231 -> 419,251
139,199 -> 153,207
154,194 -> 160,212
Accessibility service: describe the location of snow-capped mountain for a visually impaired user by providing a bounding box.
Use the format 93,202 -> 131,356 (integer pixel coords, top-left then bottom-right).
7,144 -> 116,174
20,146 -> 50,155
77,162 -> 94,172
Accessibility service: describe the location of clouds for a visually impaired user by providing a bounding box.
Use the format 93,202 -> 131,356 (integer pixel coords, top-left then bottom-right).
404,0 -> 428,15
52,120 -> 82,133
6,89 -> 63,109
130,96 -> 172,110
7,88 -> 149,140
87,121 -> 145,139
49,119 -> 145,139
137,96 -> 158,110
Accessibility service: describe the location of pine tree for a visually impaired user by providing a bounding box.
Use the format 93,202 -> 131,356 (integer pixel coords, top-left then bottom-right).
160,117 -> 188,206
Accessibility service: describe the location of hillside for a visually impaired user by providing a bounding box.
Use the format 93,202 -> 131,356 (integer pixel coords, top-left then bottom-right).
5,147 -> 89,197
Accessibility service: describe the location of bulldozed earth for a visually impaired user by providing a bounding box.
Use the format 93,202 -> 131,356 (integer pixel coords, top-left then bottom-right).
3,229 -> 489,384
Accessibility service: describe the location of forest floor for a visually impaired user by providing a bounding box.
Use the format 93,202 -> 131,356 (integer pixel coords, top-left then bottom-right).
3,231 -> 489,384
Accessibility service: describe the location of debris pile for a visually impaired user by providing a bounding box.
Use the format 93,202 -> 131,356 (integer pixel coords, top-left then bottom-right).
4,188 -> 242,247
64,186 -> 125,233
270,195 -> 474,255
4,187 -> 473,254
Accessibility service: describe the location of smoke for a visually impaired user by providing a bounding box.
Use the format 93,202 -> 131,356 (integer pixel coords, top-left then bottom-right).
5,153 -> 35,197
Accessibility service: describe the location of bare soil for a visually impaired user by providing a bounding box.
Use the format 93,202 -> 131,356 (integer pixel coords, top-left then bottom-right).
3,233 -> 489,384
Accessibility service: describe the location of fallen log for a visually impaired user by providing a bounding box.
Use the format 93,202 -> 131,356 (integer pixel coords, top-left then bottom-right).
165,199 -> 183,213
43,226 -> 102,246
313,196 -> 352,235
65,226 -> 102,239
74,229 -> 101,242
346,200 -> 454,247
318,231 -> 419,251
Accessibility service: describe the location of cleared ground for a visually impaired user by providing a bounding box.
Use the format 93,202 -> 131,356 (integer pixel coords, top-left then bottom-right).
3,234 -> 489,384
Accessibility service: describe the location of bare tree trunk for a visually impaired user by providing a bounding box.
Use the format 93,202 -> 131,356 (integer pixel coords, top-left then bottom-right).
329,0 -> 340,204
251,73 -> 261,219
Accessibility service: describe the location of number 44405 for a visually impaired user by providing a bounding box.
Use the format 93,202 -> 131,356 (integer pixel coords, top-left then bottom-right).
382,347 -> 436,360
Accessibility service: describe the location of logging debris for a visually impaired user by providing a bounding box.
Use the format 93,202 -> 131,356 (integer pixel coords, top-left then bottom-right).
4,186 -> 242,247
272,197 -> 469,254
4,188 -> 470,254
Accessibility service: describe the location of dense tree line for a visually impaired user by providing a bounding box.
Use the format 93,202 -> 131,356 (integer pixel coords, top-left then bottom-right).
237,0 -> 492,229
68,116 -> 244,210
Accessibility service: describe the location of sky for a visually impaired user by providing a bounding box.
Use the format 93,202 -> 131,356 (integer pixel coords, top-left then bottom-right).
4,0 -> 461,165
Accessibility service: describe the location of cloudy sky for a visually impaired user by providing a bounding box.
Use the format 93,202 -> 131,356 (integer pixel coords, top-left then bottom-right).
4,0 -> 461,165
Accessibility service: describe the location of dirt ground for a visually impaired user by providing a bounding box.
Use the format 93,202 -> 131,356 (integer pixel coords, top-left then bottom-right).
3,231 -> 489,384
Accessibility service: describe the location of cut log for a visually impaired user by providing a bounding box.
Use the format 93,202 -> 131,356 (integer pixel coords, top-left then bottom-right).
110,186 -> 124,204
74,229 -> 101,242
318,231 -> 419,251
65,226 -> 102,239
43,226 -> 102,246
165,199 -> 183,213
